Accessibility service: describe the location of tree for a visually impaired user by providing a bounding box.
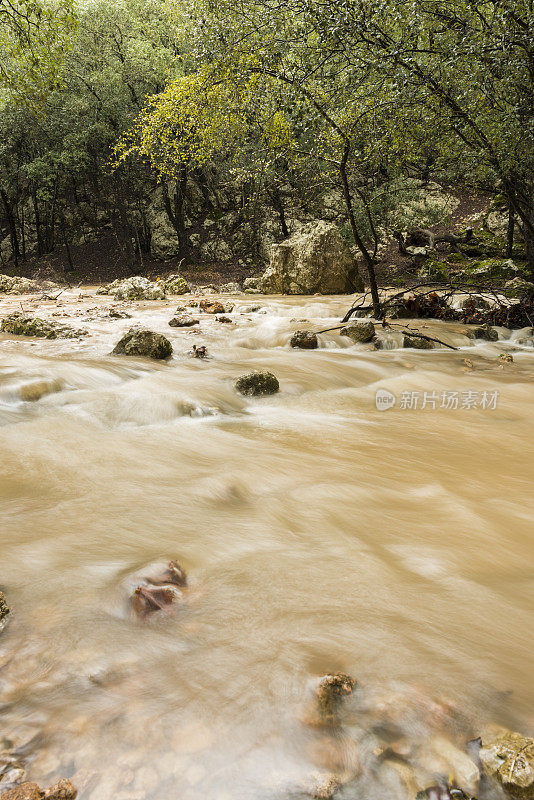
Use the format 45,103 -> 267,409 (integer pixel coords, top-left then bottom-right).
0,0 -> 77,105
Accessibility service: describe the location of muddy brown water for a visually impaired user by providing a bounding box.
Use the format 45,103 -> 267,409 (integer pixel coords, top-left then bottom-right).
0,290 -> 532,799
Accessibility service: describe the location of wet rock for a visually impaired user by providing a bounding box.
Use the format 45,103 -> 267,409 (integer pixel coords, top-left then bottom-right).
112,329 -> 173,359
199,300 -> 225,314
215,316 -> 232,324
190,345 -> 208,358
261,220 -> 363,294
223,301 -> 235,313
110,277 -> 165,301
168,315 -> 199,328
131,560 -> 187,618
0,783 -> 41,800
0,275 -> 41,295
472,325 -> 499,341
479,727 -> 534,799
235,371 -> 279,397
403,335 -> 434,349
240,305 -> 261,313
107,308 -> 132,319
313,673 -> 356,726
0,781 -> 76,800
164,274 -> 189,295
0,591 -> 9,631
340,321 -> 375,343
1,314 -> 87,339
43,780 -> 77,799
291,330 -> 318,349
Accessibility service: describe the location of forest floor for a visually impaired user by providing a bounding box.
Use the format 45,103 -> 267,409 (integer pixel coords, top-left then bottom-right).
0,188 -> 491,289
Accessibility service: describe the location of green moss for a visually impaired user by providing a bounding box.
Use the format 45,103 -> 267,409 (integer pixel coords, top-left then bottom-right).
1,313 -> 87,338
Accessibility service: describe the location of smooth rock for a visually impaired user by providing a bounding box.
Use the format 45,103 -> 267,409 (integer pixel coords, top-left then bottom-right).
235,371 -> 279,397
291,330 -> 318,349
112,329 -> 172,359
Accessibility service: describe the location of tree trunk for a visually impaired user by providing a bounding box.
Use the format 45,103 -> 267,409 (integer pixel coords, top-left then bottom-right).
339,145 -> 381,316
1,190 -> 20,267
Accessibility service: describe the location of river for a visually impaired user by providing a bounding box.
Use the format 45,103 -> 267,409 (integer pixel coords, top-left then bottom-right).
0,289 -> 533,799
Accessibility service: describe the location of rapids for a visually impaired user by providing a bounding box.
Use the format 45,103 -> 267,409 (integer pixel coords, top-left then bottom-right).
0,289 -> 533,799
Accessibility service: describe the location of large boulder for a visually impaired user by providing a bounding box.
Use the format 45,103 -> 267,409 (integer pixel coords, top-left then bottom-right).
112,328 -> 173,359
112,277 -> 165,301
0,275 -> 41,295
1,313 -> 87,339
260,221 -> 363,295
480,728 -> 534,799
164,274 -> 189,295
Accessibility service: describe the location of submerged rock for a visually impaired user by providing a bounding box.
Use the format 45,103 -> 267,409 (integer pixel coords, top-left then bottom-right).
472,325 -> 499,341
215,316 -> 232,323
235,371 -> 280,396
112,329 -> 172,359
291,330 -> 318,349
479,727 -> 534,799
164,274 -> 189,295
340,321 -> 375,343
261,220 -> 363,294
1,313 -> 87,339
168,315 -> 199,327
403,335 -> 434,349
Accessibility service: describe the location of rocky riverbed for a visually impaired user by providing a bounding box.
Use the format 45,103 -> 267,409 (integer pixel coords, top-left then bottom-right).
0,285 -> 533,800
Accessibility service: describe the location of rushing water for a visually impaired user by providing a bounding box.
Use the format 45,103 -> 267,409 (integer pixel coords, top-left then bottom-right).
0,290 -> 533,799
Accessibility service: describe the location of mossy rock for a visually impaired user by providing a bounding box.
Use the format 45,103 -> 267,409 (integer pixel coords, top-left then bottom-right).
403,335 -> 434,349
165,274 -> 190,295
1,313 -> 87,339
472,325 -> 499,341
290,330 -> 319,349
235,370 -> 279,396
340,321 -> 375,343
112,328 -> 173,359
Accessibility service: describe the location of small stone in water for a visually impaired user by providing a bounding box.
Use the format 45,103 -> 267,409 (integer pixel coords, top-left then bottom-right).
0,591 -> 9,625
291,330 -> 318,349
190,345 -> 208,358
235,371 -> 279,397
199,300 -> 225,314
215,316 -> 232,323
